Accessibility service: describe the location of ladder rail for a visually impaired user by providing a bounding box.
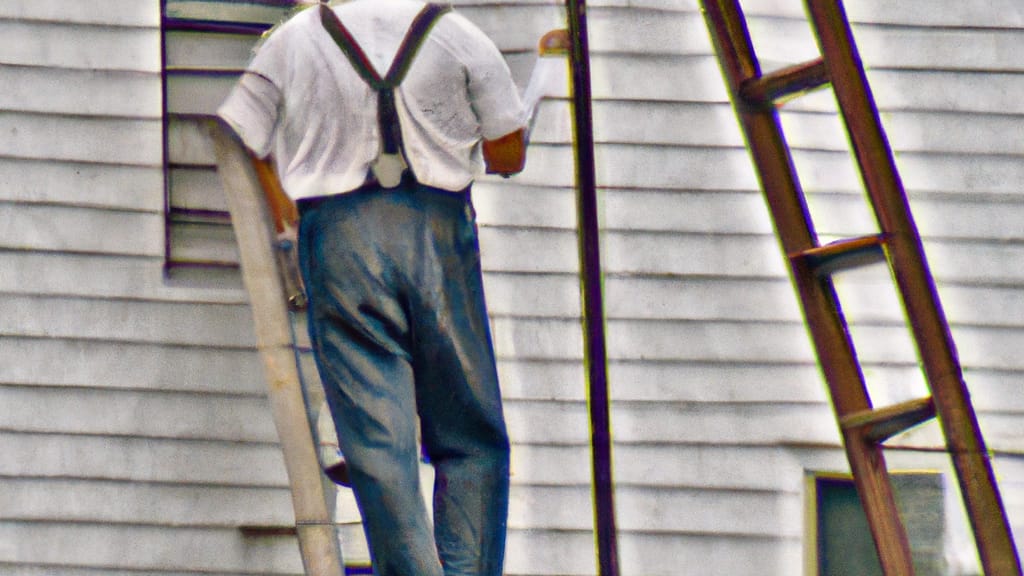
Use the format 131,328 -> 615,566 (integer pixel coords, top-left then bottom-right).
804,1 -> 1021,572
211,121 -> 345,576
701,2 -> 916,573
704,0 -> 1023,573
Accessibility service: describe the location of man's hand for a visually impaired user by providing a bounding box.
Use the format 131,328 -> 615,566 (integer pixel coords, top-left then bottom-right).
482,128 -> 526,177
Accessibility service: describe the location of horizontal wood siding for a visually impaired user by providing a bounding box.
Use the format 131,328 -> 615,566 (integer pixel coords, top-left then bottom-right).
4,0 -> 1024,575
567,1 -> 1024,574
0,1 -> 305,574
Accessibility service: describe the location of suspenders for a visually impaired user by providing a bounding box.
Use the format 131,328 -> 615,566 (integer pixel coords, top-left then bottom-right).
319,3 -> 451,187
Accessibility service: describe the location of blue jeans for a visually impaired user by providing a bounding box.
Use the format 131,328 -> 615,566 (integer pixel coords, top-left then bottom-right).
298,180 -> 510,576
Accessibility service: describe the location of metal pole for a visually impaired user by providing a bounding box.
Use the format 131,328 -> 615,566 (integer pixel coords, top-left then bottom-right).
563,1 -> 620,574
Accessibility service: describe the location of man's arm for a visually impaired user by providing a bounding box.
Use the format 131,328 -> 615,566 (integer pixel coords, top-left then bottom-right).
213,118 -> 297,234
212,118 -> 306,308
482,128 -> 526,177
251,155 -> 298,234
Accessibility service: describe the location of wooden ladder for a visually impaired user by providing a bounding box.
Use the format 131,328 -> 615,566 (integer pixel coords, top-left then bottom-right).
700,1 -> 1021,574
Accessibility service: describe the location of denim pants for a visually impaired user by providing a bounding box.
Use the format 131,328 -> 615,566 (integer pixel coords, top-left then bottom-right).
297,179 -> 510,576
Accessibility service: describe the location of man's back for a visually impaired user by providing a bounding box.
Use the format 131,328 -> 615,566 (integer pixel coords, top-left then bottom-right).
219,0 -> 524,199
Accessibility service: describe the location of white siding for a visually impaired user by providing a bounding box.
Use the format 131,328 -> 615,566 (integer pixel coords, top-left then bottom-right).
0,1 -> 302,574
556,1 -> 1024,574
4,0 -> 1024,575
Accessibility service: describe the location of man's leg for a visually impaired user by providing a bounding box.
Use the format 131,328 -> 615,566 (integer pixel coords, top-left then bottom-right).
406,186 -> 511,576
299,191 -> 445,576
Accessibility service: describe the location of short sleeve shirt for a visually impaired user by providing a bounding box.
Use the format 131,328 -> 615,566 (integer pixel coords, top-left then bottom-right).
218,0 -> 525,199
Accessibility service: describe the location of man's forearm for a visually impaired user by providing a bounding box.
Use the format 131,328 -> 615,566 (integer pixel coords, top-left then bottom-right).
250,156 -> 298,233
213,118 -> 297,234
482,128 -> 527,176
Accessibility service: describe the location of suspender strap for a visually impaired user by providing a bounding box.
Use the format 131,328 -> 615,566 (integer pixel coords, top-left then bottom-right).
319,4 -> 451,155
381,4 -> 451,86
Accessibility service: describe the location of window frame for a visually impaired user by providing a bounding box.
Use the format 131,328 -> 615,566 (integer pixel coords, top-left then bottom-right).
805,470 -> 951,576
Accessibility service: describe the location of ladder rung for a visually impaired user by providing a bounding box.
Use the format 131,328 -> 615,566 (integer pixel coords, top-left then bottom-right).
792,234 -> 886,276
739,58 -> 829,108
841,397 -> 936,444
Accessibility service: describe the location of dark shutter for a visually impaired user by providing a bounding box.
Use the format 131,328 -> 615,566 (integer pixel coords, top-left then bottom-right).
161,0 -> 299,279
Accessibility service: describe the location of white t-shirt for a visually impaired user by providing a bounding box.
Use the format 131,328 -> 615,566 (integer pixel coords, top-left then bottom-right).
218,0 -> 525,199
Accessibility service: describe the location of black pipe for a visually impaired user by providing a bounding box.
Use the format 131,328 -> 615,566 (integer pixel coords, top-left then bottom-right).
564,1 -> 620,575
163,17 -> 269,35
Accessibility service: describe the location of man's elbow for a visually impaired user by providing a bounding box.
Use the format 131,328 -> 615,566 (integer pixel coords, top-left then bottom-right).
482,128 -> 526,177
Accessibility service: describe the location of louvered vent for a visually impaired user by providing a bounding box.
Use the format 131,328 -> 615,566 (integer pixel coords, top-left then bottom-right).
161,0 -> 301,277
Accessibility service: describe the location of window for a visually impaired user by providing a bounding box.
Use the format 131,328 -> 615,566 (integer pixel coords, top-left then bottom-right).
160,0 -> 302,280
808,471 -> 952,575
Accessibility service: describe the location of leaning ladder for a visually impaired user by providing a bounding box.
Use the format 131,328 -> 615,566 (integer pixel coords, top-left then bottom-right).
700,1 -> 1021,574
211,123 -> 345,575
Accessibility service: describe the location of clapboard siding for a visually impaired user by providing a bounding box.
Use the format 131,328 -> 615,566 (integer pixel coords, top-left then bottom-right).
0,295 -> 255,348
509,2 -> 1024,574
523,129 -> 1024,198
5,0 -> 1024,575
513,444 -> 810,490
0,386 -> 278,442
1,567 -> 295,576
454,4 -> 569,53
3,478 -> 294,526
491,227 -> 796,279
747,16 -> 1024,71
0,252 -> 246,303
784,109 -> 1024,156
0,112 -> 162,167
0,432 -> 287,487
503,399 -> 836,446
0,336 -> 261,393
504,530 -> 596,576
504,1 -> 1024,570
0,19 -> 161,72
0,65 -> 160,119
0,6 -> 296,572
0,158 -> 163,211
459,356 -> 834,405
504,530 -> 801,576
0,0 -> 157,26
616,533 -> 802,576
0,203 -> 163,256
608,361 -> 826,404
510,484 -> 804,536
477,183 -> 773,233
0,523 -> 303,574
739,0 -> 1024,28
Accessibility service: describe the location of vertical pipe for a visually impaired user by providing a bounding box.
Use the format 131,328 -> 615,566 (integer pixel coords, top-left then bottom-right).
159,0 -> 174,276
564,1 -> 620,574
804,1 -> 1021,573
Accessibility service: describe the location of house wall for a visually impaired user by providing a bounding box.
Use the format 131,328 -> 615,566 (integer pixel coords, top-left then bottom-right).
0,1 -> 304,574
1,0 -> 1023,575
491,0 -> 1024,574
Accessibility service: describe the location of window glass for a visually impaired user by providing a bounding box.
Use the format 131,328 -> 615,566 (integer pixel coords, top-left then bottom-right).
812,472 -> 949,576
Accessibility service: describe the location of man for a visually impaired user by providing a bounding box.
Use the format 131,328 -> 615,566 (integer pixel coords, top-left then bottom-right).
217,1 -> 526,574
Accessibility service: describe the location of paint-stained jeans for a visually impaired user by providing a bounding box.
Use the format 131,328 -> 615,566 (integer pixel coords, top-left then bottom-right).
298,180 -> 510,576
